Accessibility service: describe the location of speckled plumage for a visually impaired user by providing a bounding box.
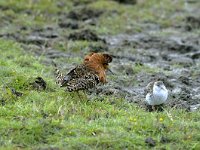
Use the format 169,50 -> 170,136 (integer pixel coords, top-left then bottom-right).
55,53 -> 112,92
56,64 -> 99,92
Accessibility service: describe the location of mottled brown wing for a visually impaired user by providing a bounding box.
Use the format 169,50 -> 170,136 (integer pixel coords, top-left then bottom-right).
144,81 -> 154,95
56,64 -> 90,87
66,72 -> 99,92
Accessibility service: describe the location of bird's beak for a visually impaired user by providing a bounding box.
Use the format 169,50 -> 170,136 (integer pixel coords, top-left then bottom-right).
108,68 -> 115,75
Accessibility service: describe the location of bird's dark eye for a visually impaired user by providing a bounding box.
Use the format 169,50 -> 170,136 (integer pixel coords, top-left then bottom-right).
103,54 -> 112,63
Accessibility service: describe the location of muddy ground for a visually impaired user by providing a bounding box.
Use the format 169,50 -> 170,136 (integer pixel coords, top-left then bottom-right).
0,0 -> 200,111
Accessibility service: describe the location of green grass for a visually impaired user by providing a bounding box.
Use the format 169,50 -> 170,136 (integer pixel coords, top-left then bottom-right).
0,39 -> 200,149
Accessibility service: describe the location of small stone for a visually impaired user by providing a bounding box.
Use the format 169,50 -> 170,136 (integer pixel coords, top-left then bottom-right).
160,136 -> 170,143
145,137 -> 156,147
11,88 -> 23,97
31,77 -> 47,91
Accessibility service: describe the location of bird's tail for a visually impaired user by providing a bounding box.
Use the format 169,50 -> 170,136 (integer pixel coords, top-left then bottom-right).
52,61 -> 65,86
55,68 -> 65,86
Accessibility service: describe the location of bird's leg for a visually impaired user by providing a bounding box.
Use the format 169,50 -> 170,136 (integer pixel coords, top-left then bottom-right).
160,104 -> 164,111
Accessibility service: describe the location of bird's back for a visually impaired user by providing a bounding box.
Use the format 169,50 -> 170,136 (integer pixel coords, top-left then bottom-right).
55,64 -> 99,92
66,71 -> 99,92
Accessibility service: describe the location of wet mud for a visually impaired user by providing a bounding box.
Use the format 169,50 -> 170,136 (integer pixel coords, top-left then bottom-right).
68,29 -> 106,42
113,0 -> 137,5
104,33 -> 200,111
67,7 -> 103,21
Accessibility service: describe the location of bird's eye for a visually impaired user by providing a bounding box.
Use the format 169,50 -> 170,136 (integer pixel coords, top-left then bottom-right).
156,83 -> 160,86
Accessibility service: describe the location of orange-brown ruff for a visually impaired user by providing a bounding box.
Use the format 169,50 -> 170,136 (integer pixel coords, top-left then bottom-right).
56,53 -> 112,92
84,52 -> 112,83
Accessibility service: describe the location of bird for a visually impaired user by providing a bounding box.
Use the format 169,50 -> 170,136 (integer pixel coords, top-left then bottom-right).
55,52 -> 112,92
145,81 -> 168,111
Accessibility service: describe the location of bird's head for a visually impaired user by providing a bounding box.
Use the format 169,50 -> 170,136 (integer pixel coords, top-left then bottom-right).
154,81 -> 166,91
83,52 -> 112,83
84,52 -> 112,70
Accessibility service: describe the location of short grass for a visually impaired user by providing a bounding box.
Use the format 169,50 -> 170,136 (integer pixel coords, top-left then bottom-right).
1,39 -> 200,149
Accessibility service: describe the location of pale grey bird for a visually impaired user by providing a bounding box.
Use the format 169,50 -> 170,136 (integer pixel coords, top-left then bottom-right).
145,81 -> 168,110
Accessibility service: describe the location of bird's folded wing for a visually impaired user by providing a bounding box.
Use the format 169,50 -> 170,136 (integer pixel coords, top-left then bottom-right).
66,73 -> 99,92
56,64 -> 89,87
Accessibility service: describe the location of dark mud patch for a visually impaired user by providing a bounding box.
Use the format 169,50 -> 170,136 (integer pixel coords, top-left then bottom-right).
37,147 -> 60,150
67,8 -> 103,21
186,51 -> 200,59
113,0 -> 137,5
1,27 -> 59,46
30,77 -> 47,91
105,34 -> 200,72
145,137 -> 156,147
72,0 -> 93,6
190,104 -> 200,112
167,99 -> 190,111
167,55 -> 194,67
185,16 -> 200,31
0,33 -> 19,40
21,44 -> 71,60
68,29 -> 106,42
112,54 -> 136,62
31,27 -> 59,39
0,5 -> 10,11
160,136 -> 170,144
19,35 -> 49,45
129,35 -> 198,53
110,34 -> 200,53
88,44 -> 109,52
11,88 -> 23,97
58,21 -> 79,29
3,34 -> 44,46
0,4 -> 27,13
